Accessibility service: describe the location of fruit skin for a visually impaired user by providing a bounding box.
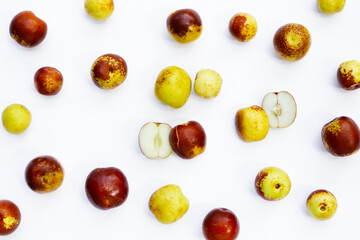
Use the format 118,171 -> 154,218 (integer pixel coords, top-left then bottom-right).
194,69 -> 222,99
155,66 -> 191,108
229,13 -> 257,42
273,23 -> 311,62
9,11 -> 47,47
169,121 -> 206,159
337,60 -> 360,90
0,200 -> 21,235
235,106 -> 269,142
34,67 -> 63,95
91,54 -> 127,89
255,167 -> 291,201
321,116 -> 360,157
25,156 -> 64,193
84,0 -> 114,21
202,208 -> 239,240
261,91 -> 297,128
149,184 -> 189,224
138,122 -> 173,159
318,0 -> 346,14
85,167 -> 129,210
167,9 -> 202,44
2,104 -> 31,134
307,189 -> 337,220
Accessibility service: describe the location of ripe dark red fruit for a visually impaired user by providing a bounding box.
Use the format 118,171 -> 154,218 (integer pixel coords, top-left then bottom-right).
0,200 -> 21,235
202,208 -> 239,240
85,167 -> 129,210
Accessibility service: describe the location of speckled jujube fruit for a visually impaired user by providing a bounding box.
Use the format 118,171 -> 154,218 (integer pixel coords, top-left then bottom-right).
229,13 -> 257,42
90,54 -> 127,89
337,60 -> 360,90
321,116 -> 360,157
25,156 -> 64,193
0,200 -> 21,235
166,9 -> 202,44
85,167 -> 129,210
34,67 -> 63,95
9,11 -> 47,47
273,23 -> 311,62
84,0 -> 114,21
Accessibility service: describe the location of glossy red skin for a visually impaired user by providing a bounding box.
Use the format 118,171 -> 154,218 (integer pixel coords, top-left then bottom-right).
85,167 -> 129,210
169,121 -> 206,159
0,200 -> 21,235
25,155 -> 64,193
9,11 -> 47,47
322,116 -> 360,156
34,67 -> 63,95
166,9 -> 202,37
202,208 -> 239,240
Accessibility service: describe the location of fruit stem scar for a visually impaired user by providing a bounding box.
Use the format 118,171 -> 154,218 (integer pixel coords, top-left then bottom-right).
320,206 -> 326,211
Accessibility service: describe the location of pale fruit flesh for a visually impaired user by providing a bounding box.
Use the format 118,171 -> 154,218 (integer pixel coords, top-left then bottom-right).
149,184 -> 189,224
261,91 -> 297,128
139,122 -> 172,159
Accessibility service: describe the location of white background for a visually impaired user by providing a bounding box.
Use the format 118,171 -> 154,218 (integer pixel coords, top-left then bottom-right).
0,0 -> 359,239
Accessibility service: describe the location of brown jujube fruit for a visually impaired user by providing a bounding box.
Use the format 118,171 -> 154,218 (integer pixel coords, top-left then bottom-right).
34,67 -> 63,95
25,155 -> 64,193
202,208 -> 239,240
85,167 -> 129,210
9,11 -> 47,47
0,200 -> 21,235
169,121 -> 206,159
322,116 -> 360,157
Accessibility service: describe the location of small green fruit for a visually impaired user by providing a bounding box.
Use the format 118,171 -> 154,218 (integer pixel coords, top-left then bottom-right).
149,184 -> 189,224
194,69 -> 222,99
318,0 -> 346,14
2,104 -> 31,134
155,66 -> 191,108
84,0 -> 114,21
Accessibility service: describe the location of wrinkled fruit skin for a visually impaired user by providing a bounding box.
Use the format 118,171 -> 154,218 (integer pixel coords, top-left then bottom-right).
235,106 -> 269,142
321,116 -> 360,157
337,60 -> 360,90
155,66 -> 191,108
0,200 -> 21,235
2,104 -> 31,134
91,54 -> 127,89
202,208 -> 240,240
149,184 -> 189,224
255,167 -> 291,201
318,0 -> 346,14
85,167 -> 129,210
84,0 -> 114,21
273,23 -> 311,62
229,13 -> 257,42
25,156 -> 64,193
167,9 -> 202,43
307,189 -> 337,220
34,67 -> 63,95
9,11 -> 47,47
169,121 -> 206,159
